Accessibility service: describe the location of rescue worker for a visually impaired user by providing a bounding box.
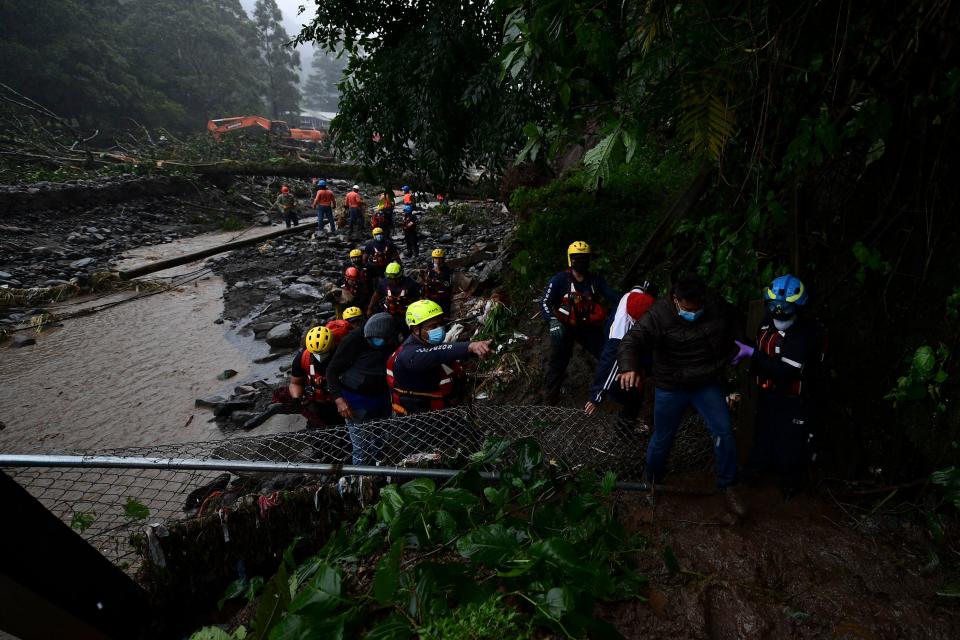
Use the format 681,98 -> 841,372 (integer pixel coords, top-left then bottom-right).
376,188 -> 396,237
363,227 -> 401,279
423,248 -> 453,315
368,262 -> 421,331
326,312 -> 399,465
584,282 -> 658,424
541,241 -> 620,404
342,306 -> 364,329
342,265 -> 373,313
311,179 -> 337,234
732,274 -> 826,495
345,248 -> 365,272
401,204 -> 419,257
345,184 -> 365,236
284,325 -> 342,429
273,185 -> 299,228
387,299 -> 492,417
402,184 -> 414,206
617,274 -> 746,517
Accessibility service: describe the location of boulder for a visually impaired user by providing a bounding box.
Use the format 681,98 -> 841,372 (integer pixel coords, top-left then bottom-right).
266,322 -> 298,347
0,270 -> 12,279
195,394 -> 228,408
8,334 -> 36,348
280,283 -> 324,302
217,369 -> 238,381
69,257 -> 95,269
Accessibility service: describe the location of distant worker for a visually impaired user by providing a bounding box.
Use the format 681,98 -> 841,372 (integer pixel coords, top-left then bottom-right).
584,282 -> 658,424
733,275 -> 827,496
376,188 -> 396,237
311,179 -> 337,235
368,262 -> 421,331
402,184 -> 415,206
342,306 -> 364,329
387,299 -> 492,417
363,227 -> 401,279
345,184 -> 365,236
273,185 -> 299,228
617,274 -> 745,517
401,204 -> 419,258
541,241 -> 620,404
423,248 -> 453,315
282,325 -> 341,429
326,313 -> 399,465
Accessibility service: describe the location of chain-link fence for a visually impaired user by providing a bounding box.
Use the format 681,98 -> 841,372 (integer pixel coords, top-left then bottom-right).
1,405 -> 715,573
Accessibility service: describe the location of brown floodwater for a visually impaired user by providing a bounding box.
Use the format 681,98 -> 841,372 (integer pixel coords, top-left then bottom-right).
0,227 -> 303,454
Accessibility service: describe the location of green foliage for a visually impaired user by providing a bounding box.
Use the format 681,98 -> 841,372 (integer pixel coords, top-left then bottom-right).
219,576 -> 266,611
885,344 -> 950,411
946,287 -> 960,321
931,465 -> 960,512
253,0 -> 301,120
851,242 -> 892,284
190,438 -> 647,639
70,511 -> 96,533
123,497 -> 150,521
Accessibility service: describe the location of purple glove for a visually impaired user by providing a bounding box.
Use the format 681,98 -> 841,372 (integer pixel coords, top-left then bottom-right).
730,340 -> 754,365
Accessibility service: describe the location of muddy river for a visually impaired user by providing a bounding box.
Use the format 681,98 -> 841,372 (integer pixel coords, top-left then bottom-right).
0,226 -> 303,454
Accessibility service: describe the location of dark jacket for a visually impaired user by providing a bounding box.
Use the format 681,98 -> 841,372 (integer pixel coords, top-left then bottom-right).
751,315 -> 826,396
617,295 -> 738,389
325,330 -> 391,398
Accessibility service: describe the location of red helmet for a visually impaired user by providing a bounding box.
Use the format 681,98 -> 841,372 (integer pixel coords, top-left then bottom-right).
345,266 -> 359,279
325,319 -> 351,344
281,185 -> 289,193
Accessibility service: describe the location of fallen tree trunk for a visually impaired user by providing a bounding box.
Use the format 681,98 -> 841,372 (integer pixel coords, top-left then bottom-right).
117,223 -> 312,280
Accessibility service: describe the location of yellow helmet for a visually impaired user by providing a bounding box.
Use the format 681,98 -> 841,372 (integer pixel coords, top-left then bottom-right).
385,261 -> 402,277
405,299 -> 444,327
372,227 -> 384,237
305,325 -> 334,354
349,248 -> 363,259
567,240 -> 591,266
431,248 -> 446,259
342,306 -> 363,321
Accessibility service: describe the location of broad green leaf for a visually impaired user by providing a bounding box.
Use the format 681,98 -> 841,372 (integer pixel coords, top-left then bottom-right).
514,437 -> 543,474
601,471 -> 617,496
123,498 -> 150,520
544,586 -> 573,619
398,478 -> 436,502
251,563 -> 291,640
376,485 -> 405,523
372,540 -> 403,604
268,612 -> 347,640
456,524 -> 524,565
583,124 -> 623,190
189,628 -> 234,640
437,487 -> 480,510
364,613 -> 413,639
912,346 -> 936,377
530,538 -> 592,581
433,509 -> 458,540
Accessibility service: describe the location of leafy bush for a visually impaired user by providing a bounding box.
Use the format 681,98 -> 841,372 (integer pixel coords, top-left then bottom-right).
885,344 -> 950,411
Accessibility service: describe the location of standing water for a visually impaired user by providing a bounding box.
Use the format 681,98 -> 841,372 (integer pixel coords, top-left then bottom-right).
0,226 -> 303,453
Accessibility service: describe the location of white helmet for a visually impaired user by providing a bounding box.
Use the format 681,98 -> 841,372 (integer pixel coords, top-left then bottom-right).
352,184 -> 360,190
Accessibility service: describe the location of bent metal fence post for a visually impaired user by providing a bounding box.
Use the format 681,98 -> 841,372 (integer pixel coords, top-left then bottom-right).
0,405 -> 715,573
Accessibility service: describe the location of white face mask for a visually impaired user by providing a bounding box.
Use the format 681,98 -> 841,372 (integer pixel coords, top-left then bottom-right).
773,317 -> 795,331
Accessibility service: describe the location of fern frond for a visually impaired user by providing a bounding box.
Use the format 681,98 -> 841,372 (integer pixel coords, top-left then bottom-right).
678,83 -> 735,161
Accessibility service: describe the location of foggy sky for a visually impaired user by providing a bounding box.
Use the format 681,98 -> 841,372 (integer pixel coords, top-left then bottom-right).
239,0 -> 320,84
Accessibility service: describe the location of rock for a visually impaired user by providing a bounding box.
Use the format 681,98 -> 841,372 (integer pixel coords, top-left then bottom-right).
0,271 -> 13,279
254,351 -> 289,364
30,246 -> 54,256
280,283 -> 324,302
69,257 -> 95,269
43,279 -> 72,287
217,369 -> 238,380
439,234 -> 453,243
195,394 -> 228,408
266,322 -> 298,347
296,275 -> 319,285
232,281 -> 251,289
8,334 -> 36,348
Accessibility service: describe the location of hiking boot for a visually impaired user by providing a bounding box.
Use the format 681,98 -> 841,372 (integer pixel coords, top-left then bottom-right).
723,486 -> 747,518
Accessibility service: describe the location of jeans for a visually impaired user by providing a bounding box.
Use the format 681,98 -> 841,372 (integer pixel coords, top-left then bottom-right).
283,209 -> 299,228
647,384 -> 737,488
347,207 -> 363,232
346,401 -> 392,465
316,205 -> 336,232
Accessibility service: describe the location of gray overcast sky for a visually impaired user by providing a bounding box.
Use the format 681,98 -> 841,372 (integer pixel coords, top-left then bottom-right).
239,0 -> 321,85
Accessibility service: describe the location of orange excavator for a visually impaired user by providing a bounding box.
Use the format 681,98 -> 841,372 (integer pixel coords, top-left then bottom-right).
207,116 -> 324,144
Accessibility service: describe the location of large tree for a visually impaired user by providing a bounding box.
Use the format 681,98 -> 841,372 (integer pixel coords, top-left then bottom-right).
253,0 -> 301,120
302,48 -> 346,112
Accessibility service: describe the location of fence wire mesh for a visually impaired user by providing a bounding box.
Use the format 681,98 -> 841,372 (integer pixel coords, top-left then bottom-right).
1,404 -> 715,573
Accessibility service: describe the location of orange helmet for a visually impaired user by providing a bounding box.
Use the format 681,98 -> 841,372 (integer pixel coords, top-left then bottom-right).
345,266 -> 360,279
325,319 -> 351,344
281,185 -> 289,193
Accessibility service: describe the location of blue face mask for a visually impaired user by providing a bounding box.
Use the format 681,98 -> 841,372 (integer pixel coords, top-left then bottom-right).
675,302 -> 703,322
374,235 -> 384,242
369,337 -> 386,347
426,326 -> 446,344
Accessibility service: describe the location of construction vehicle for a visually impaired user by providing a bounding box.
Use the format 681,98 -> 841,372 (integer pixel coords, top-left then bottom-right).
207,116 -> 324,144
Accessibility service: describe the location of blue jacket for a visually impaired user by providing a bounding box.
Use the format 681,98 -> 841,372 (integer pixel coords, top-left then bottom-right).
390,335 -> 473,394
540,270 -> 620,323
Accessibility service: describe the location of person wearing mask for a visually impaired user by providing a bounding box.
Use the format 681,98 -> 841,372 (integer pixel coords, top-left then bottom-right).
732,274 -> 827,496
311,179 -> 337,235
272,185 -> 299,228
401,204 -> 419,258
423,248 -> 453,316
617,274 -> 746,517
387,299 -> 492,416
363,227 -> 401,279
326,312 -> 399,465
342,266 -> 373,314
345,185 -> 365,236
367,262 -> 421,331
585,282 -> 659,425
541,241 -> 620,404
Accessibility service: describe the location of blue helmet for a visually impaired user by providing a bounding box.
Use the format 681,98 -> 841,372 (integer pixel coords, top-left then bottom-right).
402,185 -> 410,192
764,274 -> 808,318
318,180 -> 327,188
403,204 -> 413,213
